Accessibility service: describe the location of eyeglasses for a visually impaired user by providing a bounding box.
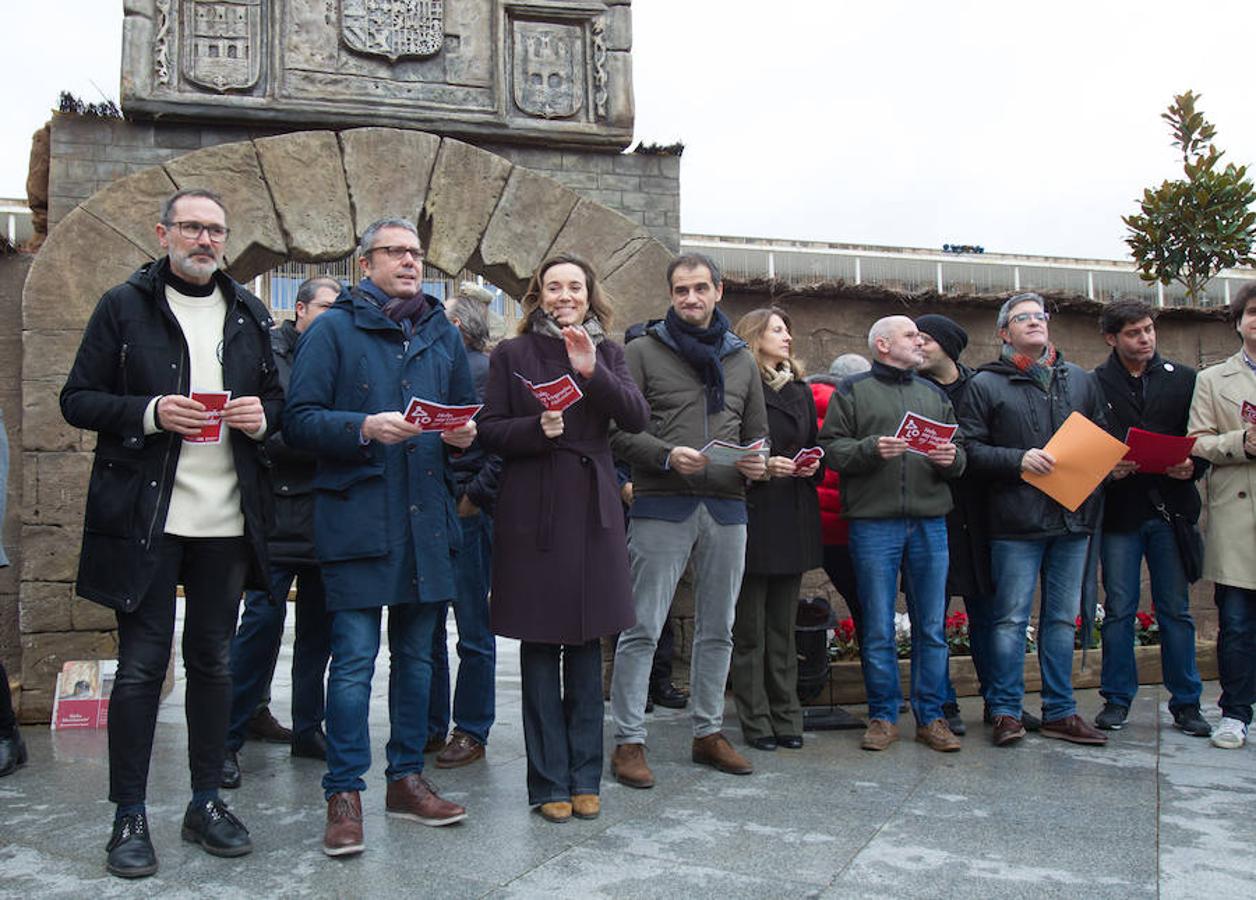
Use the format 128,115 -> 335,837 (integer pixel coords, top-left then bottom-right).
167,220 -> 230,242
1008,311 -> 1050,325
368,245 -> 425,262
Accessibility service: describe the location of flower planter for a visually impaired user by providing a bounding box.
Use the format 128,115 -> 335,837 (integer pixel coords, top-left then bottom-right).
807,641 -> 1219,707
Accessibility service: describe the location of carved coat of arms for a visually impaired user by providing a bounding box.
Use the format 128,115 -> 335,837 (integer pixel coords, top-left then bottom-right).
512,21 -> 585,119
342,0 -> 444,62
181,0 -> 261,92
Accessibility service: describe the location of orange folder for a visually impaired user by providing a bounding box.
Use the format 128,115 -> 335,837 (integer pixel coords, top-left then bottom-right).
1022,411 -> 1129,512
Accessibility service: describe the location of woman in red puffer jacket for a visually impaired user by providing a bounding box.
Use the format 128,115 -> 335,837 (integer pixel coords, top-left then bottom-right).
809,353 -> 871,641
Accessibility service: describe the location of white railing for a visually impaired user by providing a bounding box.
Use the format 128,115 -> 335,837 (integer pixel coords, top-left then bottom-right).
680,234 -> 1256,308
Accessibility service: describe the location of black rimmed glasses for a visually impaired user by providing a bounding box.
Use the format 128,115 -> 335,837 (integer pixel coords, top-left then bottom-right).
168,220 -> 230,242
368,245 -> 425,262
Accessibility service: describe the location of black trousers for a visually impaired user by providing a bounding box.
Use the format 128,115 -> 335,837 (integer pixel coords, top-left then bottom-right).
822,544 -> 863,640
0,659 -> 14,736
109,535 -> 249,804
519,640 -> 604,806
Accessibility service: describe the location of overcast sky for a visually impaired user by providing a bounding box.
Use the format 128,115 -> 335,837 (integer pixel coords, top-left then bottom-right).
6,1 -> 1254,260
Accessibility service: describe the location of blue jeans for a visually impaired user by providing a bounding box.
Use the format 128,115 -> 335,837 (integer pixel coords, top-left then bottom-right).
226,564 -> 331,750
1215,584 -> 1256,726
989,535 -> 1088,722
1100,520 -> 1201,711
322,602 -> 442,798
429,513 -> 496,745
849,517 -> 949,724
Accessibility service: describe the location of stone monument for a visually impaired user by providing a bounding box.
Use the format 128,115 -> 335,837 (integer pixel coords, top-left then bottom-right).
13,0 -> 679,720
122,1 -> 634,147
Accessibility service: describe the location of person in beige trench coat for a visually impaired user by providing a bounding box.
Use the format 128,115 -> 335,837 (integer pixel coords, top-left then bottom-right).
1187,281 -> 1256,750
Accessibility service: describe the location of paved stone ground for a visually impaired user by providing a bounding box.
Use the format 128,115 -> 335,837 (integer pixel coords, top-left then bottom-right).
1,610 -> 1252,898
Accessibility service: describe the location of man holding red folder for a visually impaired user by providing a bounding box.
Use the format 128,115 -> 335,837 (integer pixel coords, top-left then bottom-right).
1093,299 -> 1209,736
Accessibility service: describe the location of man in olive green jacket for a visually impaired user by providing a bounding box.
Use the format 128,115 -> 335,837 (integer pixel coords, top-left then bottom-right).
820,315 -> 964,753
608,253 -> 768,788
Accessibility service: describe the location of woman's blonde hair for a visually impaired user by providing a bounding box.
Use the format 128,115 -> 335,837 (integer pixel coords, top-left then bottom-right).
518,253 -> 614,334
734,306 -> 805,380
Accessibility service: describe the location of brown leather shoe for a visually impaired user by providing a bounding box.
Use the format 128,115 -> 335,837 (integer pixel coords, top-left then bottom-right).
538,801 -> 572,823
571,794 -> 600,820
1041,714 -> 1109,745
246,707 -> 292,744
861,719 -> 900,751
992,715 -> 1026,747
423,733 -> 447,754
692,732 -> 753,775
435,731 -> 485,769
384,774 -> 467,826
915,718 -> 961,752
611,743 -> 654,789
323,791 -> 364,857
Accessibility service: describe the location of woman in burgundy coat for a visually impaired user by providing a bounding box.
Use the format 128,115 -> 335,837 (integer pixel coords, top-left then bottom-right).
477,254 -> 648,823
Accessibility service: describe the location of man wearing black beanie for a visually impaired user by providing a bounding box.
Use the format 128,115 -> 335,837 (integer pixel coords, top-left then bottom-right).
915,313 -> 1041,735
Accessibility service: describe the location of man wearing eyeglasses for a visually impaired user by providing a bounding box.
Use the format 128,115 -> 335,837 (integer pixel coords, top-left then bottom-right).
957,292 -> 1110,748
283,217 -> 478,856
61,188 -> 283,878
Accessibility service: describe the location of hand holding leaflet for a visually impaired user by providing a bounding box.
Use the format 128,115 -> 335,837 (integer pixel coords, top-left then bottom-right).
1022,411 -> 1129,512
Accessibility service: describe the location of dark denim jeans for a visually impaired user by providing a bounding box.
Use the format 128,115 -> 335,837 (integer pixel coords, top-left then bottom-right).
520,640 -> 604,805
1215,584 -> 1256,726
1100,519 -> 1201,711
110,536 -> 248,804
429,513 -> 496,745
226,564 -> 331,750
989,534 -> 1088,722
322,602 -> 443,798
849,517 -> 950,724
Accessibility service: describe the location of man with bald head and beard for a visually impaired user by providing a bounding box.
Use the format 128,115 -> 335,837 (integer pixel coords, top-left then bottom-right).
819,316 -> 966,753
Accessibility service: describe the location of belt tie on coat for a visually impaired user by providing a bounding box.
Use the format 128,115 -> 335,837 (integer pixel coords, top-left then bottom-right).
537,439 -> 616,551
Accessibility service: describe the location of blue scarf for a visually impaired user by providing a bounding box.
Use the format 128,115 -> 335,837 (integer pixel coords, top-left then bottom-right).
665,307 -> 730,413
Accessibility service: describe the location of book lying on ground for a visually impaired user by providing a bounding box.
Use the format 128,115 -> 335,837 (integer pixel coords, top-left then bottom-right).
516,372 -> 584,412
402,397 -> 483,432
52,659 -> 117,730
698,437 -> 768,466
1122,428 -> 1196,474
893,412 -> 959,456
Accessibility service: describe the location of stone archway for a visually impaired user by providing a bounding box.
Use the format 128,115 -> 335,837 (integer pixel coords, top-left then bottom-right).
16,128 -> 673,717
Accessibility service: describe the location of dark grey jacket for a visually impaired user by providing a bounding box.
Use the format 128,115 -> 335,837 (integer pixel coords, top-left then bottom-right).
958,352 -> 1106,539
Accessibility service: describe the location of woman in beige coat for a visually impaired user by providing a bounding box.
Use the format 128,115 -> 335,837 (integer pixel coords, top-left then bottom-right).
1187,281 -> 1256,751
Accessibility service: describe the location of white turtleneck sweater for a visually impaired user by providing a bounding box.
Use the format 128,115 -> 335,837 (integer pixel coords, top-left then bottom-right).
141,282 -> 265,537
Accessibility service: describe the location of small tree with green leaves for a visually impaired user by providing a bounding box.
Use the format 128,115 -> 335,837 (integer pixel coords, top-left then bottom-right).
1124,91 -> 1256,305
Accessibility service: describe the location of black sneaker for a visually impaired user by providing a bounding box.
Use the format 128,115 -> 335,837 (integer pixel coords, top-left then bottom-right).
1022,709 -> 1042,732
291,729 -> 328,760
1171,705 -> 1212,737
942,702 -> 966,736
1094,702 -> 1129,731
181,798 -> 253,857
221,751 -> 241,790
106,812 -> 158,879
0,727 -> 27,777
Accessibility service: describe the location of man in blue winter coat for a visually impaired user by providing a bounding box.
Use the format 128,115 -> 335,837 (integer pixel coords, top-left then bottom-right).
284,217 -> 478,857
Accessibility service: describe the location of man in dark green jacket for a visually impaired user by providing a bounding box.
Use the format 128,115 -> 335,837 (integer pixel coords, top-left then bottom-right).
820,315 -> 965,753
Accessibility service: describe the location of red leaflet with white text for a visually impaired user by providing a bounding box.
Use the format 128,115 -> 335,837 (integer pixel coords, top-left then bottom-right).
792,446 -> 824,466
517,373 -> 584,412
185,390 -> 231,444
403,397 -> 483,432
894,412 -> 959,456
1241,400 -> 1256,425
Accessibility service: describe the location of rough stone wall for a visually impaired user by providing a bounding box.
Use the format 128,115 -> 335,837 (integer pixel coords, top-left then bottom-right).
46,117 -> 681,257
20,127 -> 675,720
0,255 -> 30,690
